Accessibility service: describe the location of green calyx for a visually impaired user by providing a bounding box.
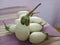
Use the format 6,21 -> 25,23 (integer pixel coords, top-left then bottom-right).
21,15 -> 30,26
21,3 -> 41,26
3,21 -> 10,31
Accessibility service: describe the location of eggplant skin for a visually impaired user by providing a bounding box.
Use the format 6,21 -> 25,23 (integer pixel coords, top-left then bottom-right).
30,17 -> 43,23
15,20 -> 30,41
9,25 -> 16,33
29,32 -> 47,43
29,23 -> 42,32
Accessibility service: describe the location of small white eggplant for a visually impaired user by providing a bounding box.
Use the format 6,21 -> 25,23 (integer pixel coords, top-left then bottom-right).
15,19 -> 20,25
9,24 -> 16,33
29,23 -> 42,32
15,20 -> 30,41
29,32 -> 48,43
30,16 -> 44,23
17,11 -> 29,18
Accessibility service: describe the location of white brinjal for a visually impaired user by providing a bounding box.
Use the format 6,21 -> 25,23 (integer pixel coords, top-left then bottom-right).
3,21 -> 16,33
30,16 -> 46,24
15,19 -> 30,41
15,19 -> 20,25
17,11 -> 29,18
9,24 -> 16,33
29,23 -> 42,32
21,3 -> 41,26
29,32 -> 48,43
15,11 -> 29,25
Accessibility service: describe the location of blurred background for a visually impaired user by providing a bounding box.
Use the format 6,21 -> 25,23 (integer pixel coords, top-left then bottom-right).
0,0 -> 60,28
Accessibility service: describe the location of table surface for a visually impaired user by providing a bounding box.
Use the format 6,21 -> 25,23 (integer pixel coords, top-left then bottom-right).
0,32 -> 60,45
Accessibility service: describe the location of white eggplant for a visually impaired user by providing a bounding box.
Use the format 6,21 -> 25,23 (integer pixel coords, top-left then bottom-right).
29,32 -> 47,43
17,11 -> 29,18
15,19 -> 20,24
29,23 -> 42,32
9,24 -> 16,33
15,11 -> 29,24
30,16 -> 45,24
15,20 -> 30,41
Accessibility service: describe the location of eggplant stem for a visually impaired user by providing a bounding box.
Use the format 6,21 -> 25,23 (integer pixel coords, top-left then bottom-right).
27,3 -> 41,16
42,23 -> 47,26
39,22 -> 47,26
33,12 -> 40,14
3,21 -> 10,31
